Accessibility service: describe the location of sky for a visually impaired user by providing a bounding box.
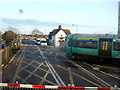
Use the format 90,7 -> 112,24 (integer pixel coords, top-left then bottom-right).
0,0 -> 120,34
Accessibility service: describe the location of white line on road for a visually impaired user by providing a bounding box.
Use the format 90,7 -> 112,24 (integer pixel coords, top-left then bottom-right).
36,46 -> 66,86
67,60 -> 113,87
8,47 -> 23,64
11,47 -> 26,83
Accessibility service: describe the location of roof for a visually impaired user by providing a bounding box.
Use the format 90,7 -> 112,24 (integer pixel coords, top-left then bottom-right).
63,29 -> 71,35
49,29 -> 71,36
72,34 -> 119,39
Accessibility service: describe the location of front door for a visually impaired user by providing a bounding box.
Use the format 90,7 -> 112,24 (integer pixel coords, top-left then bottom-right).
98,38 -> 112,57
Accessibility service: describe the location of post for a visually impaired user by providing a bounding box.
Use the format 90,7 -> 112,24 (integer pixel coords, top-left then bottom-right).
18,9 -> 23,44
0,32 -> 2,83
72,24 -> 78,33
118,1 -> 120,38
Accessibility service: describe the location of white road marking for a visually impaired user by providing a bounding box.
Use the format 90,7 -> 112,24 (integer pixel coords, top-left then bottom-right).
9,47 -> 23,64
36,46 -> 66,86
67,60 -> 113,87
11,47 -> 26,83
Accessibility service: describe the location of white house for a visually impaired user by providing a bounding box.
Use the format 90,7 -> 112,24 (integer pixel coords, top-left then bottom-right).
49,25 -> 71,47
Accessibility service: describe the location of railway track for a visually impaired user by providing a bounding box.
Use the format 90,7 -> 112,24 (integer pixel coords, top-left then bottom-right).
3,40 -> 120,87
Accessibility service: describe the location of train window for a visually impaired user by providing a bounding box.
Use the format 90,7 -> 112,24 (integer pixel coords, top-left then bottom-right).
113,42 -> 120,51
68,39 -> 79,47
68,39 -> 97,49
79,41 -> 97,49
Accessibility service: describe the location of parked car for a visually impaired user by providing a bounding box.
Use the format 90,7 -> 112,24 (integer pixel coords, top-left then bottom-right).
36,38 -> 47,46
40,38 -> 47,46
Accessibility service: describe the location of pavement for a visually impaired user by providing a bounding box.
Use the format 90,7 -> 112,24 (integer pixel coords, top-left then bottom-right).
2,39 -> 120,87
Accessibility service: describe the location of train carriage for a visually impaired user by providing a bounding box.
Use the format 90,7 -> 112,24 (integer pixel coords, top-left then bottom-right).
66,34 -> 120,60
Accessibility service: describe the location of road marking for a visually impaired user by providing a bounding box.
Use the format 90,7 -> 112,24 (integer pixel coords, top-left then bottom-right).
68,62 -> 106,86
92,64 -> 120,70
50,51 -> 53,55
19,67 -> 57,86
24,62 -> 44,81
39,70 -> 50,84
11,47 -> 26,83
68,67 -> 74,85
83,62 -> 120,80
22,61 -> 49,73
37,46 -> 66,86
56,65 -> 101,87
67,60 -> 112,87
17,76 -> 28,84
8,47 -> 23,64
19,61 -> 34,72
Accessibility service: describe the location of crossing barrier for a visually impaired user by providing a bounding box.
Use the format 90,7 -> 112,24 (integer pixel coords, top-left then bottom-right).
0,83 -> 119,90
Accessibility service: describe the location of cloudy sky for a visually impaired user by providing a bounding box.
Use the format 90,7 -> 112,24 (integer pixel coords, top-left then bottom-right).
0,0 -> 119,34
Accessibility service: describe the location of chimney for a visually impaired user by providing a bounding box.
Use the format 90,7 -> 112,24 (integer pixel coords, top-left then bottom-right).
58,25 -> 62,29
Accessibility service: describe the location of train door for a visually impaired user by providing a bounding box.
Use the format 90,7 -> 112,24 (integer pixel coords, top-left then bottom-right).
98,38 -> 112,57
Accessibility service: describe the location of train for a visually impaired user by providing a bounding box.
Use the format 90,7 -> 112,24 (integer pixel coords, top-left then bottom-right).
66,34 -> 120,60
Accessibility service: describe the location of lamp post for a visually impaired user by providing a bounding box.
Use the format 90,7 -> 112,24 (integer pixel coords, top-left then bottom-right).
72,24 -> 78,33
18,9 -> 23,43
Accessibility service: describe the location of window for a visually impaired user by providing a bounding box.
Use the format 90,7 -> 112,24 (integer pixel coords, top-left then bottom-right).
113,42 -> 120,51
68,39 -> 98,49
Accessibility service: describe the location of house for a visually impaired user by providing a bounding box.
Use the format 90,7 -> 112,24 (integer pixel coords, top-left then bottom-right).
49,25 -> 71,47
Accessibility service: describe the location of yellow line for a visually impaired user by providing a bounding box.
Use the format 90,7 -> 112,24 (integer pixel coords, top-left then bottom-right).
57,65 -> 101,87
19,61 -> 34,72
23,61 -> 49,73
68,67 -> 74,85
67,60 -> 107,86
17,76 -> 28,84
78,37 -> 99,40
24,62 -> 44,81
76,64 -> 106,86
39,70 -> 50,84
20,67 -> 57,86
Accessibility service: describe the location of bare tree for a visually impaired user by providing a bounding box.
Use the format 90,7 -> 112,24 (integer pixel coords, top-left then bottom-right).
32,29 -> 44,37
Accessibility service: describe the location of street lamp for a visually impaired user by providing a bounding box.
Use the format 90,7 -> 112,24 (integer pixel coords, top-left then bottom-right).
72,24 -> 78,33
18,9 -> 23,43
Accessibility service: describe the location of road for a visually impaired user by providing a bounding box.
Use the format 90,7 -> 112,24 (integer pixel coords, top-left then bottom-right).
2,39 -> 120,87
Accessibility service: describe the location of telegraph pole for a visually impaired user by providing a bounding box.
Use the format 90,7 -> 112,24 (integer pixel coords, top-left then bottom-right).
118,2 -> 120,38
18,9 -> 23,43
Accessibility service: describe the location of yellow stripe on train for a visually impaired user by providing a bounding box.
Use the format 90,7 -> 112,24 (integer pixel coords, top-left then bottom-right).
77,37 -> 99,40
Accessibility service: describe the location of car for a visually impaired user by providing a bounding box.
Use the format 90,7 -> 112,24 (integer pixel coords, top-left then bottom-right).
40,38 -> 47,46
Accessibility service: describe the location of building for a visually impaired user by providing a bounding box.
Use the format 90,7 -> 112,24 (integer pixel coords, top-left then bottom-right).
49,25 -> 71,47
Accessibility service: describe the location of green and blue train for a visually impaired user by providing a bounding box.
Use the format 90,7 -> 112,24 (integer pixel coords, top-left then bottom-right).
66,34 -> 120,60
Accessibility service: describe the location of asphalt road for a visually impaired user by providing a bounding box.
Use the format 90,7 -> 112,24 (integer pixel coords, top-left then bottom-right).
3,39 -> 120,87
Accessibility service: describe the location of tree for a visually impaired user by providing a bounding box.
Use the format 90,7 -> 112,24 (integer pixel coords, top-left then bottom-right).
2,30 -> 16,45
32,29 -> 44,37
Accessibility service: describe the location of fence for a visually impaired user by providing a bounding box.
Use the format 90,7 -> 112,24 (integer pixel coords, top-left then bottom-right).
2,42 -> 21,66
2,45 -> 12,66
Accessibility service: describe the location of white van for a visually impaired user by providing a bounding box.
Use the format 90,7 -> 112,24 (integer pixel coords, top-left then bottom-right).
40,38 -> 47,46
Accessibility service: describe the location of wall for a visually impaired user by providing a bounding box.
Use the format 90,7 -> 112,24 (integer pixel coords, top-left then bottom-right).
55,30 -> 66,47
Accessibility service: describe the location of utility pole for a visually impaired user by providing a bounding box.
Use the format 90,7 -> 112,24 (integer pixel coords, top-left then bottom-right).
0,31 -> 2,83
18,9 -> 23,43
72,24 -> 78,33
118,1 -> 120,38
